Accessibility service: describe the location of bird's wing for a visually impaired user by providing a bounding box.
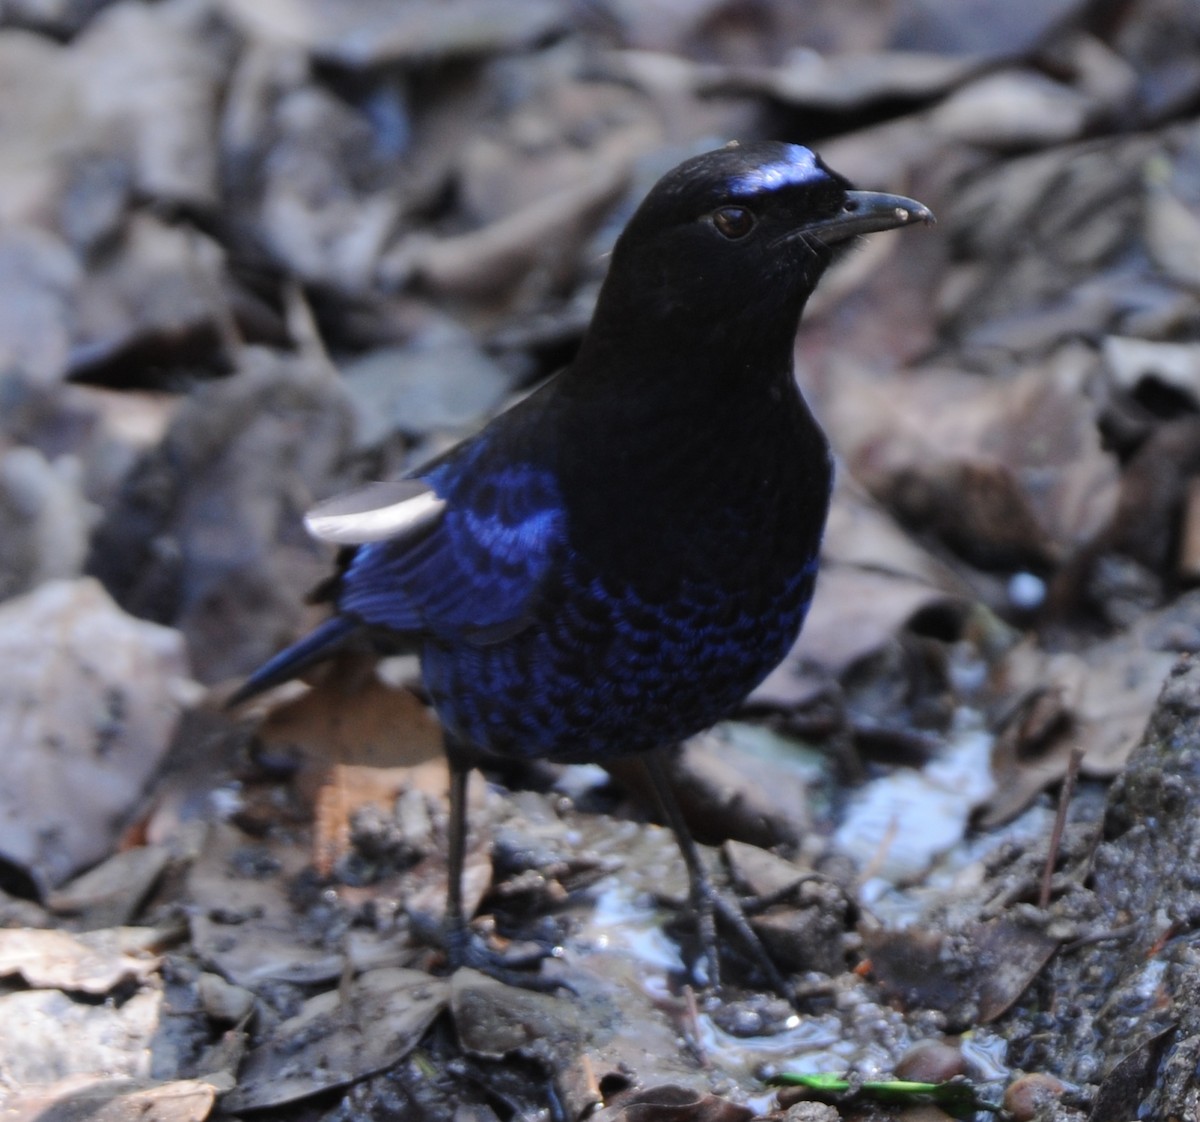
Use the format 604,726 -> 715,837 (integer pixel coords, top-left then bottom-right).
318,460 -> 566,645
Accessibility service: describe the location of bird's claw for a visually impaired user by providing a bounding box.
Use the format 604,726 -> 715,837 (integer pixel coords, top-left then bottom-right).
409,909 -> 574,994
682,879 -> 799,1008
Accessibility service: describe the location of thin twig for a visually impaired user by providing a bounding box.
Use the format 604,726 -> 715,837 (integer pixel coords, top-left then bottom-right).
1039,746 -> 1085,909
1061,921 -> 1140,954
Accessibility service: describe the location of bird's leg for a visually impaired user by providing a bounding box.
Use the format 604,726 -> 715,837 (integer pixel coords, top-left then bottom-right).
642,749 -> 795,1003
419,750 -> 567,990
442,757 -> 472,967
642,751 -> 722,989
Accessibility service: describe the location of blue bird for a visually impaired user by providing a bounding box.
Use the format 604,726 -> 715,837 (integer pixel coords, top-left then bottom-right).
231,141 -> 933,995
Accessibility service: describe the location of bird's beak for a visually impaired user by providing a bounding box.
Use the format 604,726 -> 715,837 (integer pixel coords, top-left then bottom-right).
807,190 -> 935,245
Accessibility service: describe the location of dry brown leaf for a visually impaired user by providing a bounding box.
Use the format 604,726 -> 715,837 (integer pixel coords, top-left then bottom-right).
1182,479 -> 1200,581
708,50 -> 978,111
216,0 -> 568,65
1083,416 -> 1200,578
259,666 -> 444,772
723,840 -> 813,899
186,822 -> 347,988
411,160 -> 630,302
863,918 -> 1059,1028
68,385 -> 182,451
973,918 -> 1062,1023
981,617 -> 1180,826
929,70 -> 1093,147
46,845 -> 172,929
310,757 -> 476,881
339,329 -> 512,446
87,352 -> 353,685
456,83 -> 660,227
452,969 -> 639,1122
1102,336 -> 1200,405
69,1 -> 224,205
0,444 -> 93,601
828,476 -> 961,584
788,564 -> 958,677
591,1085 -> 753,1122
452,966 -> 585,1062
0,986 -> 162,1085
0,1076 -> 218,1122
451,957 -> 710,1117
222,968 -> 449,1112
0,927 -> 162,994
827,347 -> 1119,569
641,726 -> 820,849
937,133 -> 1155,351
1144,166 -> 1200,290
258,668 -> 465,876
71,213 -> 229,371
816,115 -> 952,202
0,31 -> 82,229
1055,32 -> 1139,110
753,475 -> 969,687
0,578 -> 193,892
0,228 -> 78,386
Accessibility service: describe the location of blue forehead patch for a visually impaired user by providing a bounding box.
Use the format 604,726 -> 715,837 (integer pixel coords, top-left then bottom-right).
729,145 -> 823,195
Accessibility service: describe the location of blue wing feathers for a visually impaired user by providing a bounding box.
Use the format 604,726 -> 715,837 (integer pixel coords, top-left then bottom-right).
338,451 -> 566,642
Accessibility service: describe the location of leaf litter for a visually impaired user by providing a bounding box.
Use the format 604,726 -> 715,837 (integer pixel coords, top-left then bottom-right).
2,0 -> 1200,1119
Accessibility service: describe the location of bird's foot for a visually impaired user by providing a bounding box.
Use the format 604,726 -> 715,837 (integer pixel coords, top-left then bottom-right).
641,752 -> 798,1007
680,874 -> 798,1008
409,909 -> 572,994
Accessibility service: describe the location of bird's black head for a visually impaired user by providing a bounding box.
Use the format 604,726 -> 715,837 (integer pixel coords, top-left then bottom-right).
592,141 -> 932,348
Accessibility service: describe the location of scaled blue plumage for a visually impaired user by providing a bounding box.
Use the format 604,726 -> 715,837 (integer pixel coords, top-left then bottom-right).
339,446 -> 567,643
229,139 -> 934,989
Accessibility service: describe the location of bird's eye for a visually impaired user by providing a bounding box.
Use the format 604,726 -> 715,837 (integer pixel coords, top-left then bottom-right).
712,206 -> 756,239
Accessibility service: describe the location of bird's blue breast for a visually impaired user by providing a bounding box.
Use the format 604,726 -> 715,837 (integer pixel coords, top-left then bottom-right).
337,409 -> 825,764
421,551 -> 819,763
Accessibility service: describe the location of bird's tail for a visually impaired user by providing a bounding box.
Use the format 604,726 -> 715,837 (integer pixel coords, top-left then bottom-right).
226,615 -> 359,708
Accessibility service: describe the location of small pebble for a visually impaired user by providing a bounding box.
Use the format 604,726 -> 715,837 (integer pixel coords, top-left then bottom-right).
198,972 -> 255,1023
1004,1072 -> 1067,1121
1008,571 -> 1046,611
711,994 -> 794,1037
896,1108 -> 955,1122
723,1006 -> 765,1036
894,1038 -> 967,1083
782,1102 -> 839,1122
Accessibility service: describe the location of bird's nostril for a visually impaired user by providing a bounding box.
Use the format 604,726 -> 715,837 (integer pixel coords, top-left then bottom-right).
843,198 -> 860,212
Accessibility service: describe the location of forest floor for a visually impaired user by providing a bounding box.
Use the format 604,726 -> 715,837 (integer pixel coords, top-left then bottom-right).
3,1 -> 1200,1119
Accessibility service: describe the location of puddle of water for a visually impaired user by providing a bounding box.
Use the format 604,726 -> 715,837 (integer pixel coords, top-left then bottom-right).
585,881 -> 686,975
533,744 -> 1025,1102
564,867 -> 923,1095
834,711 -> 996,896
